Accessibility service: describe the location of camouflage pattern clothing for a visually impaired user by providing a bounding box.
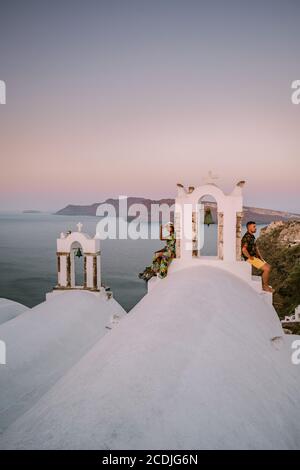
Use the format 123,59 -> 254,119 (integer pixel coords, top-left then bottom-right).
139,232 -> 176,281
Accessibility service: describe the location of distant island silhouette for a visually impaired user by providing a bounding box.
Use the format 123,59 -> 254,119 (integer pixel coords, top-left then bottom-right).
22,210 -> 42,214
55,197 -> 300,225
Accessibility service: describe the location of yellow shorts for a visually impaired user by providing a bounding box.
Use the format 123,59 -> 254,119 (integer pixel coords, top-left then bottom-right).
247,257 -> 266,270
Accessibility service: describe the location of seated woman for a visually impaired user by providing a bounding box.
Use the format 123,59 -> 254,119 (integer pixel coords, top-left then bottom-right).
139,223 -> 176,281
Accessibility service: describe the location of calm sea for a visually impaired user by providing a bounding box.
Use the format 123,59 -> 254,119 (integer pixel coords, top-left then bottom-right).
0,213 -> 265,311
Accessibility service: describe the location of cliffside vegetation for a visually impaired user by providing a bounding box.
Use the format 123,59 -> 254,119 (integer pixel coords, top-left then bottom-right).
257,221 -> 300,334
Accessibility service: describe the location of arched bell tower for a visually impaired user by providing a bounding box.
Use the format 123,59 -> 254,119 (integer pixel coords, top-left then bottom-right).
174,179 -> 244,263
55,223 -> 101,291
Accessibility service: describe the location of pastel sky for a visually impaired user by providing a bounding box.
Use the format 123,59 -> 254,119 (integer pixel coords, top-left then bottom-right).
0,0 -> 299,212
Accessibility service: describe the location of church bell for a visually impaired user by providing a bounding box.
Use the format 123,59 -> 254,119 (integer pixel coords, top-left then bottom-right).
75,248 -> 83,258
204,207 -> 214,226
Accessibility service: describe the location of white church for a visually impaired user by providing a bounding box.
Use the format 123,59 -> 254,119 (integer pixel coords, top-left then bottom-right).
0,180 -> 300,450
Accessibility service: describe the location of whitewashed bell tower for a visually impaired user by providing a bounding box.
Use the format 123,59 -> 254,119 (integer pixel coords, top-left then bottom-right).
159,178 -> 272,303
55,223 -> 101,291
174,178 -> 244,262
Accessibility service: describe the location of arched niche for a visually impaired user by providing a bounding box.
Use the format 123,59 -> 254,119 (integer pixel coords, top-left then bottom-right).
70,241 -> 84,288
193,194 -> 219,258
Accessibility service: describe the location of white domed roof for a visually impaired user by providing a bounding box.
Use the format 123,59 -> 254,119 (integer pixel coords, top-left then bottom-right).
1,266 -> 299,449
0,290 -> 126,433
0,298 -> 28,325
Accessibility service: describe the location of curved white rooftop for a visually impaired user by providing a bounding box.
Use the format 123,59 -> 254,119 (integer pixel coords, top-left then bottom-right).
0,298 -> 28,326
1,266 -> 299,450
0,290 -> 126,433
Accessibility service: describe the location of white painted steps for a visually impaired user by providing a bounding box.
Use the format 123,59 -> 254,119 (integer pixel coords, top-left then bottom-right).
251,275 -> 273,305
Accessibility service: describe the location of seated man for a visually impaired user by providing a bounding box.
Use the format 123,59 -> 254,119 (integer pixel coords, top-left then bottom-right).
241,221 -> 274,293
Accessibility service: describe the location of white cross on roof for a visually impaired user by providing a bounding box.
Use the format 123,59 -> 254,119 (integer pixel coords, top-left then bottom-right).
203,170 -> 219,184
76,222 -> 83,232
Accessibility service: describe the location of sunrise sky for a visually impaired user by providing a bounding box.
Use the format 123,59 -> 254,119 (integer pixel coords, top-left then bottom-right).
0,0 -> 299,212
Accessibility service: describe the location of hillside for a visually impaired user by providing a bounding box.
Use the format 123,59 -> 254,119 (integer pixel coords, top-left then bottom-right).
257,221 -> 300,333
55,197 -> 300,224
